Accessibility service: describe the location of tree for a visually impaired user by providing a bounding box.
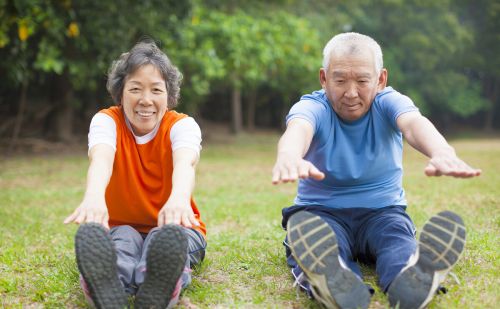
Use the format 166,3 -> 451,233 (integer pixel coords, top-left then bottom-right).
350,0 -> 489,128
456,0 -> 500,130
171,4 -> 321,133
0,0 -> 192,145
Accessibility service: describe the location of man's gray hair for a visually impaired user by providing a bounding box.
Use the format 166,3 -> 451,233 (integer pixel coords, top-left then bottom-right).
322,32 -> 383,73
106,40 -> 183,109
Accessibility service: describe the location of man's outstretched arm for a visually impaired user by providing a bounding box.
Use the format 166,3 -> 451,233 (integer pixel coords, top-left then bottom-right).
397,111 -> 481,178
272,118 -> 325,184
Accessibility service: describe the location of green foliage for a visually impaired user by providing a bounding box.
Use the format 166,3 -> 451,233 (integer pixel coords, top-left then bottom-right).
349,0 -> 489,118
161,3 -> 321,112
0,0 -> 498,135
0,0 -> 192,93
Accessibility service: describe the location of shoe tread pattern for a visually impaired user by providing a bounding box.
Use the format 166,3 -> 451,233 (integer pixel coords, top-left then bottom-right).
287,211 -> 370,309
388,211 -> 466,309
75,223 -> 128,309
135,224 -> 188,309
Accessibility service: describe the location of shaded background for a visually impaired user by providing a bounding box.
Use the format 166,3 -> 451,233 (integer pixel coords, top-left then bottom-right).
1,0 -> 499,152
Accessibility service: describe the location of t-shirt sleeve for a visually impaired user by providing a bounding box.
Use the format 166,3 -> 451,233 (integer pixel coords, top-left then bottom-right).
88,113 -> 117,152
378,90 -> 419,131
286,100 -> 327,133
170,117 -> 202,157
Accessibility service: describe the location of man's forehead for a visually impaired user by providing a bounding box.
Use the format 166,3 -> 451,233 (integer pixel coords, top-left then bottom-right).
328,49 -> 377,74
331,70 -> 373,78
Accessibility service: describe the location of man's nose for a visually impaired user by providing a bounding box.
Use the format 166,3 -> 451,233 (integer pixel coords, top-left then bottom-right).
345,83 -> 359,99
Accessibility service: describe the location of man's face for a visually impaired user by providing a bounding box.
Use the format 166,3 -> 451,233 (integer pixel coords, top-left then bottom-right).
320,50 -> 387,122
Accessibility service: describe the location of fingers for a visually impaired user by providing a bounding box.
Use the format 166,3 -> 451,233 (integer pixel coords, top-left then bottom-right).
64,206 -> 109,229
158,206 -> 199,229
63,209 -> 80,224
426,157 -> 481,178
180,212 -> 200,228
272,159 -> 324,184
272,165 -> 291,184
158,209 -> 168,227
424,163 -> 440,176
309,165 -> 326,180
98,213 -> 110,229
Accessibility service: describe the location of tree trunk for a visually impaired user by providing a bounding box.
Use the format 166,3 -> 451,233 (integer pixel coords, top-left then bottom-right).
8,79 -> 29,153
231,85 -> 243,134
54,71 -> 74,142
246,89 -> 257,132
483,76 -> 499,132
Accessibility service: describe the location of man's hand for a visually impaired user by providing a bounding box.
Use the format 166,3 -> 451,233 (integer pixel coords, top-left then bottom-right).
158,196 -> 199,228
424,150 -> 481,178
64,198 -> 109,229
272,152 -> 325,184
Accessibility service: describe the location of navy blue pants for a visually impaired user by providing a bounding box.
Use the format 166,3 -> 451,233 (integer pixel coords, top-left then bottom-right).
282,205 -> 417,292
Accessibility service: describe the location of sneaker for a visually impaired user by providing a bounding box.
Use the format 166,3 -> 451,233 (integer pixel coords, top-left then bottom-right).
135,224 -> 188,309
287,211 -> 371,309
75,223 -> 128,309
387,210 -> 466,309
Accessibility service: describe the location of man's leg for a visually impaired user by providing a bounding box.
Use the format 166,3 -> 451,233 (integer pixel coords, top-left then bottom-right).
387,211 -> 466,309
285,209 -> 371,309
134,225 -> 206,309
357,206 -> 417,292
75,223 -> 128,309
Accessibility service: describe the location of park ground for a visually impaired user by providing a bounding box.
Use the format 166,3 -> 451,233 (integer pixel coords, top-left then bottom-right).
0,131 -> 499,308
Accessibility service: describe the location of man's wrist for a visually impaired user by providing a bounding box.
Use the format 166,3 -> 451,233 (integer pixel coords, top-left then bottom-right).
431,146 -> 456,158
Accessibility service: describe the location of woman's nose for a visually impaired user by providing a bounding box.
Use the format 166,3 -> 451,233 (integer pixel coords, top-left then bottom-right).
139,93 -> 153,105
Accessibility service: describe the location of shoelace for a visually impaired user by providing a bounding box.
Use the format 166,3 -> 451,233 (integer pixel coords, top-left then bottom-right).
448,272 -> 461,285
292,271 -> 305,288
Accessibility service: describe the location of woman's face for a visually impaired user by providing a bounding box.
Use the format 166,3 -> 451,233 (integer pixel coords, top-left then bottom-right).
121,64 -> 169,136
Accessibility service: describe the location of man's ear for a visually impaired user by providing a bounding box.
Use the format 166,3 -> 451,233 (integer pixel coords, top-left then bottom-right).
319,68 -> 327,90
378,68 -> 388,91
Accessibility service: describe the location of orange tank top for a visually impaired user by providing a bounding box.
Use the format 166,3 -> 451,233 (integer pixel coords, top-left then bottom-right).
100,106 -> 206,236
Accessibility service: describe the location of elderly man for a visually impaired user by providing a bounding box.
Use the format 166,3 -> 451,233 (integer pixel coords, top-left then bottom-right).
272,32 -> 480,309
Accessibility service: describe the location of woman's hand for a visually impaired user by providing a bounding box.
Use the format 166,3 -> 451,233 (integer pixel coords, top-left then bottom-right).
64,197 -> 110,229
158,196 -> 199,228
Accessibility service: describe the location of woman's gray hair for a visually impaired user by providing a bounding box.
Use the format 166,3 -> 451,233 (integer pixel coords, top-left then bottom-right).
322,32 -> 383,74
106,40 -> 183,109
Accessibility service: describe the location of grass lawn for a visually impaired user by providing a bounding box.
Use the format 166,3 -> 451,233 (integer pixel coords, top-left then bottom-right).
0,132 -> 499,308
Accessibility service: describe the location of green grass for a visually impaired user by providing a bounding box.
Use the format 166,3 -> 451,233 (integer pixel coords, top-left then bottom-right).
0,133 -> 499,308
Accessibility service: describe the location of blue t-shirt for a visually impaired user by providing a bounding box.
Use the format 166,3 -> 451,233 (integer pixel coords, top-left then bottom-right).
286,87 -> 419,209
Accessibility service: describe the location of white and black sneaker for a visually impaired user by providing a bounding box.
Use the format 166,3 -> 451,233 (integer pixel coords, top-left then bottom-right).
387,210 -> 466,309
75,223 -> 128,309
135,224 -> 188,309
287,211 -> 371,309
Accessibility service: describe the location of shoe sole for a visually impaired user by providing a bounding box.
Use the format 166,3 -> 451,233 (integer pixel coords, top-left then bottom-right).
287,211 -> 370,309
75,223 -> 128,309
388,210 -> 466,309
135,224 -> 188,309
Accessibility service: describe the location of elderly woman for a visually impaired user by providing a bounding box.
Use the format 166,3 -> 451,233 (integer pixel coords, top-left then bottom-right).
65,40 -> 206,309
